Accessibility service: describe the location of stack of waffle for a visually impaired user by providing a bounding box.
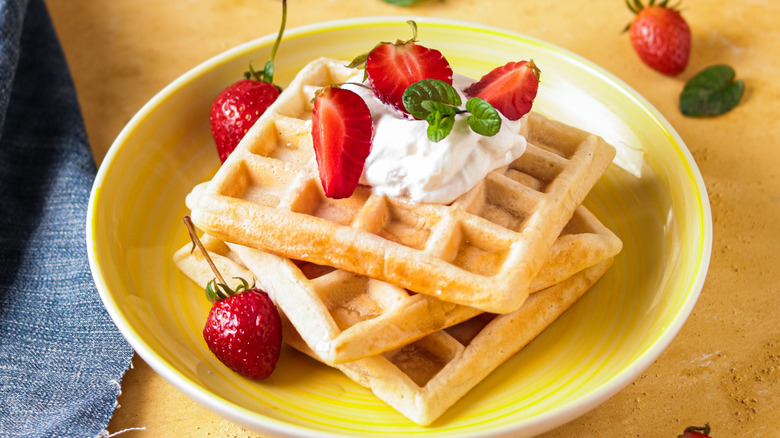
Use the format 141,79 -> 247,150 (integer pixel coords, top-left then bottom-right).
176,58 -> 621,426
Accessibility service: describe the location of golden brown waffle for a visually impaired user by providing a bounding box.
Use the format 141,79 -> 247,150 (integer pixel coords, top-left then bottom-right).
173,238 -> 612,426
290,259 -> 612,426
188,57 -> 617,314
293,259 -> 614,426
175,204 -> 620,365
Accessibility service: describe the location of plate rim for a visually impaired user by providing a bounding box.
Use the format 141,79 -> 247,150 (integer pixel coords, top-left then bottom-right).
87,15 -> 713,437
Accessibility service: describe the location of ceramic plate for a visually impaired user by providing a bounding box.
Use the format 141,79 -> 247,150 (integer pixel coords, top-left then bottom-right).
87,17 -> 712,437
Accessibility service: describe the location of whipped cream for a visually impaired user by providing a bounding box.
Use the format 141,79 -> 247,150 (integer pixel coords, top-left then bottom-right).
343,74 -> 528,204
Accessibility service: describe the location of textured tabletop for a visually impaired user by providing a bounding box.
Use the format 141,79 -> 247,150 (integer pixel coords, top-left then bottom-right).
47,0 -> 780,436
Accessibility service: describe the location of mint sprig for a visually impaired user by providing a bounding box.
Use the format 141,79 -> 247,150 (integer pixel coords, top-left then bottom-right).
381,0 -> 427,6
402,79 -> 502,142
679,65 -> 744,117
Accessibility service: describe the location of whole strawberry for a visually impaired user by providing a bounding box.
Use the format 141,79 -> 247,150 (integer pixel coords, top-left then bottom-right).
678,423 -> 712,438
183,216 -> 282,379
626,0 -> 691,76
209,0 -> 287,162
210,77 -> 280,162
203,282 -> 282,380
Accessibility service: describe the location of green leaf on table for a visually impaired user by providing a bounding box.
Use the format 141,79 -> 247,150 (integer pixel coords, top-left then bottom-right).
466,97 -> 502,136
679,65 -> 744,117
381,0 -> 427,6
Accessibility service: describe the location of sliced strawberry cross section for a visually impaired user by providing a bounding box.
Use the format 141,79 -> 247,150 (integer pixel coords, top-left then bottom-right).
464,60 -> 540,121
366,40 -> 452,114
312,86 -> 374,199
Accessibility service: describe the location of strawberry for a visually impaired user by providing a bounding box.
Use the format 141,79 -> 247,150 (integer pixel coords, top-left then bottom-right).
210,79 -> 280,162
626,0 -> 691,76
464,60 -> 540,121
678,424 -> 712,438
363,21 -> 452,113
183,216 -> 282,380
311,86 -> 374,199
209,0 -> 287,162
202,286 -> 282,380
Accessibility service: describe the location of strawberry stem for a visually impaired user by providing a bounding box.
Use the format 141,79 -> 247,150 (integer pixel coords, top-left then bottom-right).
183,215 -> 228,286
243,0 -> 286,84
270,0 -> 287,64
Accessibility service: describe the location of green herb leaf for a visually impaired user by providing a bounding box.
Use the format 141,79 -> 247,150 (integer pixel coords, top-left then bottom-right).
421,100 -> 459,117
426,111 -> 455,142
403,79 -> 462,119
679,65 -> 744,117
465,97 -> 502,137
381,0 -> 426,7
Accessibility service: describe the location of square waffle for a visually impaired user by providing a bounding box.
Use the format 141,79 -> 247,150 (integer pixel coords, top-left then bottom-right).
174,236 -> 612,426
188,57 -> 617,314
291,259 -> 613,426
175,204 -> 620,365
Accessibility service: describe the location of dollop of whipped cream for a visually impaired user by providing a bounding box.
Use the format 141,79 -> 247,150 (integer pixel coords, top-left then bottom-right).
342,73 -> 528,204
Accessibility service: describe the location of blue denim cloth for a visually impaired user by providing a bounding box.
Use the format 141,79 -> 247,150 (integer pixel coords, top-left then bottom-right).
0,0 -> 133,436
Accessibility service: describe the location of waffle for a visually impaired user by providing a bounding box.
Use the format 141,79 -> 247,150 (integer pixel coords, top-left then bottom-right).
174,237 -> 612,426
294,259 -> 613,426
175,204 -> 620,365
188,57 -> 617,314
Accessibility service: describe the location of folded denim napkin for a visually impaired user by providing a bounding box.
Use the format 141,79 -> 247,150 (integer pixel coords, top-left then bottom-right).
0,0 -> 133,436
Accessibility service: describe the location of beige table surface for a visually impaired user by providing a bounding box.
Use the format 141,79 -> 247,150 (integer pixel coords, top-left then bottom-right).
46,0 -> 780,436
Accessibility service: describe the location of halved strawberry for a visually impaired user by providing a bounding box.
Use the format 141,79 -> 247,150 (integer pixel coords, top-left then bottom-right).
311,86 -> 374,199
364,22 -> 452,113
464,60 -> 540,121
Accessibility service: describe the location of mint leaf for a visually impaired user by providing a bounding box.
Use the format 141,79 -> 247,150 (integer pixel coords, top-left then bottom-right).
381,0 -> 426,6
426,110 -> 455,142
466,97 -> 501,137
421,100 -> 458,117
403,79 -> 461,119
679,65 -> 744,117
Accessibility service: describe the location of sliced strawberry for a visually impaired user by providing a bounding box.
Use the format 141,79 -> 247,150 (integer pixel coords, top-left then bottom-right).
311,86 -> 374,199
464,60 -> 540,121
365,40 -> 452,113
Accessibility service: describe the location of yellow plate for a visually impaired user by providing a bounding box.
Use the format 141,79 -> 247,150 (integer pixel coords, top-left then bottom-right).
87,17 -> 712,437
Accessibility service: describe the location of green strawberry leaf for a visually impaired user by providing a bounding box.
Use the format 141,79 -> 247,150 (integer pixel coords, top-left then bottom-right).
466,97 -> 502,137
679,65 -> 744,117
403,79 -> 462,119
426,111 -> 455,142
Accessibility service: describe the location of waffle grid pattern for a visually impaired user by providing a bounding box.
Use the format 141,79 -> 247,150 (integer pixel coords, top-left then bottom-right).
177,204 -> 621,365
190,58 -> 616,313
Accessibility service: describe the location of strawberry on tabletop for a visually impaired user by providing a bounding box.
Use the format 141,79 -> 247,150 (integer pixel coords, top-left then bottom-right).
625,0 -> 691,76
678,423 -> 712,438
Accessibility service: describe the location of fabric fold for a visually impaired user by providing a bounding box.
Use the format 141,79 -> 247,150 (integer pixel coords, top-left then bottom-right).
0,0 -> 133,436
